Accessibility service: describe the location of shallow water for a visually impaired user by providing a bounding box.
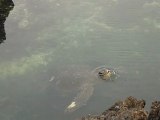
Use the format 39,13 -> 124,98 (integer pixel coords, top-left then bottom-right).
0,0 -> 160,119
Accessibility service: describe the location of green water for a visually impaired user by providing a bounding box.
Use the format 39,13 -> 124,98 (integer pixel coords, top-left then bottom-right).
0,0 -> 160,119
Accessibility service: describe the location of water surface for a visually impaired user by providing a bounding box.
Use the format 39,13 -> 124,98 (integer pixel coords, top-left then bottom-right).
0,0 -> 160,120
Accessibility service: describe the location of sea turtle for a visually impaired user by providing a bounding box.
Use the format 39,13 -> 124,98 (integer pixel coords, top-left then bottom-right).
50,65 -> 118,113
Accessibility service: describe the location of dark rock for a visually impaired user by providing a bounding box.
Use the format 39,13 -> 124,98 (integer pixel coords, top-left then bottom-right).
81,96 -> 160,120
148,101 -> 160,120
0,0 -> 14,44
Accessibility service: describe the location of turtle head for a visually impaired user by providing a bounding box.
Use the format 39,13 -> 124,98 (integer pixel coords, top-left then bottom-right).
98,69 -> 112,80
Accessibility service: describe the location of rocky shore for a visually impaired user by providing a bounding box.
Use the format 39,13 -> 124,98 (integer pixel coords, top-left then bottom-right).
81,96 -> 160,120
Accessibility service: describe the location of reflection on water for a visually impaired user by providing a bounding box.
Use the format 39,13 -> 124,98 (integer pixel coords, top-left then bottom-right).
0,0 -> 160,120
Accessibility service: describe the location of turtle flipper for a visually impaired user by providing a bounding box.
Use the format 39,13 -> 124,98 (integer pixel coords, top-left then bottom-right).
64,83 -> 94,113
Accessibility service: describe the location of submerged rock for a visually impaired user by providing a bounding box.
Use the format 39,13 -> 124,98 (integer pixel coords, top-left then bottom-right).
80,96 -> 160,120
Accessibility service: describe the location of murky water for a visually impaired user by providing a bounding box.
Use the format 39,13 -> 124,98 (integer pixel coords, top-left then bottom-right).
0,0 -> 160,120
